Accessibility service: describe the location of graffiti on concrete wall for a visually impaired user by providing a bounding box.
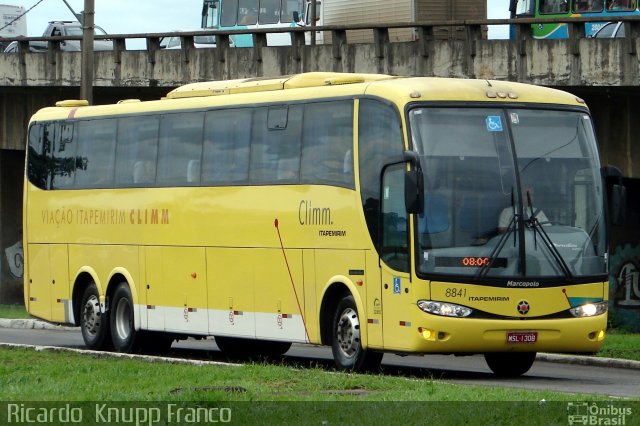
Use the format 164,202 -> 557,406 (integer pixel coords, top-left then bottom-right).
4,240 -> 23,279
616,261 -> 640,307
609,243 -> 640,331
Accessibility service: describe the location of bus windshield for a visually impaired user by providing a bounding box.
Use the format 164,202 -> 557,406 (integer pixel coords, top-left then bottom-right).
410,107 -> 606,282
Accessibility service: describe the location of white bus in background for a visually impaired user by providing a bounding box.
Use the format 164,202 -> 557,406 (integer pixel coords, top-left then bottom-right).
0,4 -> 27,51
201,0 -> 487,47
201,0 -> 322,47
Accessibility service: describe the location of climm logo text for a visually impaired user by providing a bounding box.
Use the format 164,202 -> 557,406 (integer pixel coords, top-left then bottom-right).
298,200 -> 332,226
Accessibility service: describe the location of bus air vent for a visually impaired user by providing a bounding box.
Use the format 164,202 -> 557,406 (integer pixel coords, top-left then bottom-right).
324,76 -> 366,85
55,100 -> 89,107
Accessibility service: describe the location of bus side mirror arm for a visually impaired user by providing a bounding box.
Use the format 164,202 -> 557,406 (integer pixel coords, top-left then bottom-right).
404,151 -> 424,215
602,165 -> 626,226
611,184 -> 626,226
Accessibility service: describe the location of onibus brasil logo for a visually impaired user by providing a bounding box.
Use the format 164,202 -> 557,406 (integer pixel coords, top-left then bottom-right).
567,402 -> 632,425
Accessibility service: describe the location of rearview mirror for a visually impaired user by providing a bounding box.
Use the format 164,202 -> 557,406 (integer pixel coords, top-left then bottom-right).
602,165 -> 626,226
404,151 -> 424,214
611,184 -> 627,226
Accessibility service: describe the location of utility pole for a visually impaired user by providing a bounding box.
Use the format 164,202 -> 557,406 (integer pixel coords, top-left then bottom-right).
80,0 -> 95,104
310,0 -> 316,45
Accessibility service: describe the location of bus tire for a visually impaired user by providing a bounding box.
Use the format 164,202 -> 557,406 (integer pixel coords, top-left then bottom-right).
110,283 -> 142,353
484,352 -> 536,377
214,336 -> 253,358
253,340 -> 292,357
141,332 -> 174,355
331,294 -> 383,372
79,282 -> 112,350
214,337 -> 291,358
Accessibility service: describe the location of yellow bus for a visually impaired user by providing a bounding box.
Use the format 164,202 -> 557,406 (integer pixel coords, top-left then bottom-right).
24,72 -> 609,376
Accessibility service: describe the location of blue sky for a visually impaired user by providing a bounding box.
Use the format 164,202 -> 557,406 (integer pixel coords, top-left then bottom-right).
11,0 -> 509,38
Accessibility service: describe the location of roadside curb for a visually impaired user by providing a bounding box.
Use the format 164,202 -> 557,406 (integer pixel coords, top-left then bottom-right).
0,342 -> 242,367
2,318 -> 639,370
0,318 -> 78,331
536,352 -> 640,370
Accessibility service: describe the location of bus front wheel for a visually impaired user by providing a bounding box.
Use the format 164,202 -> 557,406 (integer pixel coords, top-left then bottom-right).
331,294 -> 383,372
110,283 -> 142,353
80,283 -> 112,350
484,352 -> 536,377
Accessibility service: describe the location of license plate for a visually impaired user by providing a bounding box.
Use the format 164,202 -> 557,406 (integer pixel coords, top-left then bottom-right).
506,331 -> 538,344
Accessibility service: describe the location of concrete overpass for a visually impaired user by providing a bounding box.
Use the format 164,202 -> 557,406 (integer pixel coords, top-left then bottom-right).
1,17 -> 639,165
0,17 -> 639,304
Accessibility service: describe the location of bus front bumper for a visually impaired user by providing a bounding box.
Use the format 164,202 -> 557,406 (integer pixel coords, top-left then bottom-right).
405,312 -> 607,354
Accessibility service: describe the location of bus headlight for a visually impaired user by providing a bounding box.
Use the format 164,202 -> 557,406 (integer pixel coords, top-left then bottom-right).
569,301 -> 608,317
417,300 -> 472,318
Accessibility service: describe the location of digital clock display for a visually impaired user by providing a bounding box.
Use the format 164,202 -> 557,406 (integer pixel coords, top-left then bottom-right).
435,256 -> 507,268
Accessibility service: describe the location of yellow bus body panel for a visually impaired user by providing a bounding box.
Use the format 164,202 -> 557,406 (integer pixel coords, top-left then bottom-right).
23,73 -> 600,357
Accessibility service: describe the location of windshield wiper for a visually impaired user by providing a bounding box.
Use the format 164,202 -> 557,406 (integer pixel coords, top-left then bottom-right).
525,192 -> 574,281
475,190 -> 517,280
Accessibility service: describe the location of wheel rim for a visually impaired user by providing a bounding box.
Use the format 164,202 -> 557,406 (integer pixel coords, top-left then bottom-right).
336,307 -> 360,359
114,298 -> 132,341
82,294 -> 101,336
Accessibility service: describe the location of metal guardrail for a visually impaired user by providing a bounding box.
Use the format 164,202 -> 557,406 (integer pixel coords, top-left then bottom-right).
1,15 -> 640,55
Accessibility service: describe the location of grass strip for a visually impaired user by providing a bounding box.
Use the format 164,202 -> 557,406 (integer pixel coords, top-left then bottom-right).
0,304 -> 30,319
1,346 -> 635,425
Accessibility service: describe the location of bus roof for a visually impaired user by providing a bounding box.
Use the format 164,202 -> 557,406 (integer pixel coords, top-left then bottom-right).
165,72 -> 395,99
32,73 -> 587,122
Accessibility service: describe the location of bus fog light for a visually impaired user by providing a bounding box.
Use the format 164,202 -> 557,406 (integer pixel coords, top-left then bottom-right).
570,301 -> 608,318
417,300 -> 472,318
418,327 -> 434,340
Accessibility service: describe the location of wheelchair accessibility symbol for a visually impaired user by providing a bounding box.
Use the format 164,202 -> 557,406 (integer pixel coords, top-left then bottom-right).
393,277 -> 401,294
486,116 -> 503,132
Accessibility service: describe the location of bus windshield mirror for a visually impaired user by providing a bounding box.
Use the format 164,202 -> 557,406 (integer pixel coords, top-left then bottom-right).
403,151 -> 424,214
404,167 -> 424,214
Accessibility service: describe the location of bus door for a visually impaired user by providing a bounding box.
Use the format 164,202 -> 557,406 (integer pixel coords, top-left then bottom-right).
303,0 -> 323,44
379,163 -> 414,350
201,0 -> 220,29
145,246 -> 209,334
26,244 -> 69,323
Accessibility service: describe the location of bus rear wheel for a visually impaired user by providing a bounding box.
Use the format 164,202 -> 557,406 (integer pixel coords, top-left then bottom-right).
484,352 -> 536,377
79,282 -> 111,350
110,283 -> 143,353
331,294 -> 383,372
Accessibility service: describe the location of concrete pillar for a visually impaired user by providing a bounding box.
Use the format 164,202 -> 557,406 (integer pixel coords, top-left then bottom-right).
0,149 -> 24,304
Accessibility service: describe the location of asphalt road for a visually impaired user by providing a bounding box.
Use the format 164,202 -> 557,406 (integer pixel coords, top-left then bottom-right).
1,327 -> 638,398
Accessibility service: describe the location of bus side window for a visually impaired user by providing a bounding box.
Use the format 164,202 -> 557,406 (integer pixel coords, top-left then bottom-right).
238,0 -> 258,25
381,164 -> 410,272
51,122 -> 77,190
280,0 -> 299,22
115,115 -> 159,187
540,0 -> 568,13
250,105 -> 302,184
157,112 -> 204,186
358,99 -> 404,248
27,123 -> 49,190
300,100 -> 354,188
75,119 -> 117,189
203,108 -> 251,185
220,0 -> 239,26
259,0 -> 280,24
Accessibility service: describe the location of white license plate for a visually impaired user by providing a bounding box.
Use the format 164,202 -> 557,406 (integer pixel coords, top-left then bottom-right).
506,331 -> 538,344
